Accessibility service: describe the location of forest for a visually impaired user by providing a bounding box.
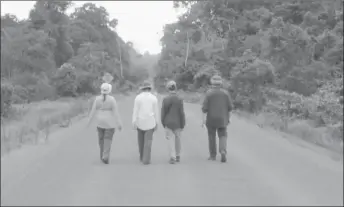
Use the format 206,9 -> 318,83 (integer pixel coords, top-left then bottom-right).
155,0 -> 343,149
1,1 -> 157,116
0,0 -> 343,151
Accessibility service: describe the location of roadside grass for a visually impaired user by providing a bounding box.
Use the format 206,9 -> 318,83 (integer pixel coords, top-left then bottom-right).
175,91 -> 343,155
0,96 -> 92,157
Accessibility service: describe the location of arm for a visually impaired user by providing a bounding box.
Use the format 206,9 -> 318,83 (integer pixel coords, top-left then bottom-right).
226,92 -> 234,112
225,91 -> 234,124
153,97 -> 159,126
132,96 -> 139,125
112,98 -> 122,127
87,98 -> 97,126
160,98 -> 167,128
202,93 -> 209,124
180,99 -> 186,129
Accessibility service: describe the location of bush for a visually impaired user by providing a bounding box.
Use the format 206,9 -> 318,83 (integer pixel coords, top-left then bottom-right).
1,82 -> 13,117
52,63 -> 78,97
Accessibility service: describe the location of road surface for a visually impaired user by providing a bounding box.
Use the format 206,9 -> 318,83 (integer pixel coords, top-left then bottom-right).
1,95 -> 343,206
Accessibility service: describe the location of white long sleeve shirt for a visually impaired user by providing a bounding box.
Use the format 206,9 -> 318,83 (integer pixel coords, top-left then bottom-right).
132,92 -> 159,131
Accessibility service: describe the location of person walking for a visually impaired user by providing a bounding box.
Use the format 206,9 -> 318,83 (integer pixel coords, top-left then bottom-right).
161,80 -> 185,164
132,81 -> 159,165
87,82 -> 123,164
202,75 -> 233,163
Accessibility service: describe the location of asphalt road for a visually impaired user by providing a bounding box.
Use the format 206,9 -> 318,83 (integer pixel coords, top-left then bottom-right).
1,95 -> 343,206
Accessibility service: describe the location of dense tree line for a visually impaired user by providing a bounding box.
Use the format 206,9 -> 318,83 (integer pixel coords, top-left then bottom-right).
1,1 -> 153,116
155,0 -> 343,140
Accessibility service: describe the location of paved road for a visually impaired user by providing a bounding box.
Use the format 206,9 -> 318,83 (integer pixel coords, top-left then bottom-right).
1,95 -> 343,206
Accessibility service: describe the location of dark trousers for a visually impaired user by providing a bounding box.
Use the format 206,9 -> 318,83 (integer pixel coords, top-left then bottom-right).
137,128 -> 154,164
97,127 -> 115,161
206,126 -> 228,157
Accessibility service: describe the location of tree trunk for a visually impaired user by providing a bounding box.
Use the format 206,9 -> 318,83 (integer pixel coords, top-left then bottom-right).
119,42 -> 123,78
184,31 -> 190,67
116,36 -> 123,78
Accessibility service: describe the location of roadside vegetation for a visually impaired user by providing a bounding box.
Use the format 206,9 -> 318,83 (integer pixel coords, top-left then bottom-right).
155,0 -> 343,153
1,1 -> 158,155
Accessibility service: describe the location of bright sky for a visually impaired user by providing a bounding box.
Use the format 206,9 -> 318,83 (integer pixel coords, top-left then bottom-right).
1,1 -> 185,54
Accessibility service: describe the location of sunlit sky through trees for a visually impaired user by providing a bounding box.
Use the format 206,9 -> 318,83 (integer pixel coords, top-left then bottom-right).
1,1 -> 185,54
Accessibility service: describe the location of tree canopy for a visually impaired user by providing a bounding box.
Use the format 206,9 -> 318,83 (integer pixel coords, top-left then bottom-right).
155,0 -> 343,125
1,1 -> 157,115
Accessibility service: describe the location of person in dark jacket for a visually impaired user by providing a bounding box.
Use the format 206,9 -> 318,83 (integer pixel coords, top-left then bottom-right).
161,80 -> 186,164
202,75 -> 233,163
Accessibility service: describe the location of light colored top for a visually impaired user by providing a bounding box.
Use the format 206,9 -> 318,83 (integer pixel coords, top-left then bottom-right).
132,92 -> 159,131
88,95 -> 121,129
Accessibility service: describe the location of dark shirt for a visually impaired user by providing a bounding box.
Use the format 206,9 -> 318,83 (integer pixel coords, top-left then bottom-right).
202,87 -> 233,128
161,92 -> 186,130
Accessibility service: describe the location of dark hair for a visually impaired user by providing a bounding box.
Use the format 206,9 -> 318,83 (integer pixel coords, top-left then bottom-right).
169,85 -> 176,91
142,87 -> 151,92
103,94 -> 106,102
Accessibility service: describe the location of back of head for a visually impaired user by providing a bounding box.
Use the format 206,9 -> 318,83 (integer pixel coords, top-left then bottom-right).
166,80 -> 177,92
210,75 -> 223,87
140,80 -> 152,92
100,83 -> 112,101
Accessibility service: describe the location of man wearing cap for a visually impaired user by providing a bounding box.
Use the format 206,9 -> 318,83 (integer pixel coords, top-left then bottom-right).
132,81 -> 159,165
161,80 -> 186,164
202,75 -> 233,163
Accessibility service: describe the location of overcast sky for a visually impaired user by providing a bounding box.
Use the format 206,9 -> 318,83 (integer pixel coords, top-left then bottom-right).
1,1 -> 185,54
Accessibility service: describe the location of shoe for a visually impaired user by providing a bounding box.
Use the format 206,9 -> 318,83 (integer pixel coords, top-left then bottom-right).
208,156 -> 216,161
176,156 -> 180,162
142,161 -> 151,165
220,154 -> 227,163
102,158 -> 109,164
169,158 -> 176,164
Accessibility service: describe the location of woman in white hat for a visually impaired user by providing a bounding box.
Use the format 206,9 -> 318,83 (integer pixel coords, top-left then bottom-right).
87,82 -> 123,164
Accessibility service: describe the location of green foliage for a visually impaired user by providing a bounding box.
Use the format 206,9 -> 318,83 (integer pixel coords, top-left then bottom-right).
156,0 -> 343,141
1,1 -> 156,117
52,63 -> 78,97
1,81 -> 13,117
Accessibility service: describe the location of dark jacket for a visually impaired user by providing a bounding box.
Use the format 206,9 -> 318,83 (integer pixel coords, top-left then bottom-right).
161,92 -> 186,130
202,87 -> 233,128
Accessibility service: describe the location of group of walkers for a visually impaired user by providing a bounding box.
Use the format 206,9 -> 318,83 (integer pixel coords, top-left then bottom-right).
86,74 -> 233,165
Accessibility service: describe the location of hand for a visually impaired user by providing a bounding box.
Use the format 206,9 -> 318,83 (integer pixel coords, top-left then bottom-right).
201,122 -> 206,128
117,124 -> 122,131
132,123 -> 137,130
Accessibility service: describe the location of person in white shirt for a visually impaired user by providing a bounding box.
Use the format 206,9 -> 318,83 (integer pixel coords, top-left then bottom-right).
132,81 -> 159,165
87,83 -> 122,164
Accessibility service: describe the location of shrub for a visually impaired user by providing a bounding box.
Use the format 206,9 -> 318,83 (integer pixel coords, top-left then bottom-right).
1,82 -> 13,117
52,63 -> 78,97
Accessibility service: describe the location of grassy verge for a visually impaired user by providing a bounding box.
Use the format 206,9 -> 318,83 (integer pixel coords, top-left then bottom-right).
0,92 -> 129,157
174,91 -> 343,154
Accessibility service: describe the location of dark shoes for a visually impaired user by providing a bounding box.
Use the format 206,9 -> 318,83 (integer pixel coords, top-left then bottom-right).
102,158 -> 109,164
221,154 -> 227,163
176,156 -> 180,162
169,158 -> 176,164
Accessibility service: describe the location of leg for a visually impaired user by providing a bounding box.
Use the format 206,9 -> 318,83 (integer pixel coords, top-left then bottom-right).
217,127 -> 228,163
142,129 -> 154,165
97,127 -> 105,160
206,126 -> 217,160
165,128 -> 176,164
137,129 -> 145,161
174,129 -> 182,162
102,128 -> 115,164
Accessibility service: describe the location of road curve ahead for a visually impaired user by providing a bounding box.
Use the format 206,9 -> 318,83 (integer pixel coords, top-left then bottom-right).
1,95 -> 343,206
